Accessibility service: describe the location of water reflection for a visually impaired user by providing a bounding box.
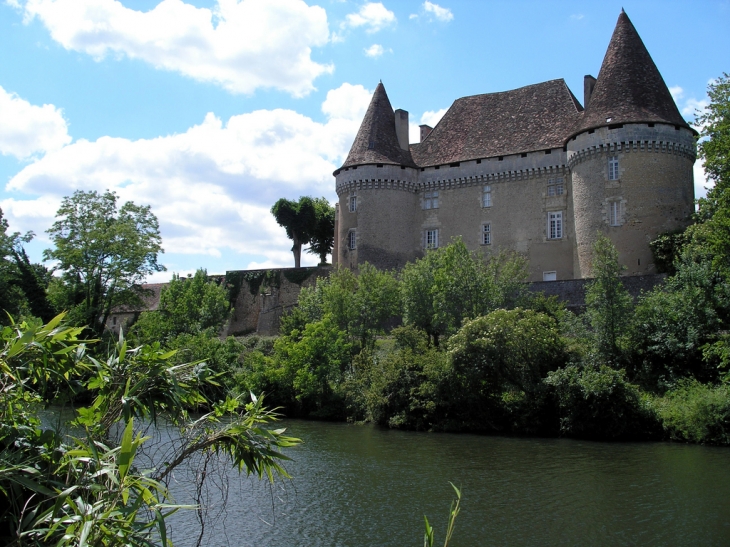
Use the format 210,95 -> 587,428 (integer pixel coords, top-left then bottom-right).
162,420 -> 730,547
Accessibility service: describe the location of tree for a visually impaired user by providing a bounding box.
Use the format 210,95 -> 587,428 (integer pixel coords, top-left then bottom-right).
44,190 -> 164,336
307,197 -> 335,265
584,235 -> 634,365
271,197 -> 316,268
131,269 -> 231,345
0,209 -> 53,323
696,73 -> 730,217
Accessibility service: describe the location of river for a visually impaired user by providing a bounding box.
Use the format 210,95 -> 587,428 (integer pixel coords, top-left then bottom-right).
162,419 -> 730,547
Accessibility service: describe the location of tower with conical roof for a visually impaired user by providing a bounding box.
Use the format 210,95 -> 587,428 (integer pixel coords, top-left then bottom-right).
567,10 -> 696,277
333,82 -> 420,269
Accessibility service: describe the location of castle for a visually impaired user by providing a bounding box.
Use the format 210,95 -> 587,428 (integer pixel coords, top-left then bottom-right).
332,11 -> 696,281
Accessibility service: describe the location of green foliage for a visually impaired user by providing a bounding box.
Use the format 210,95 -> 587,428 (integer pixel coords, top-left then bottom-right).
274,315 -> 352,417
44,190 -> 164,336
402,238 -> 528,344
271,196 -> 317,268
696,73 -> 730,218
630,255 -> 728,386
545,365 -> 657,440
449,309 -> 566,397
307,197 -> 336,265
423,483 -> 461,547
649,229 -> 689,275
131,269 -> 231,346
651,380 -> 730,444
584,235 -> 634,365
0,314 -> 300,545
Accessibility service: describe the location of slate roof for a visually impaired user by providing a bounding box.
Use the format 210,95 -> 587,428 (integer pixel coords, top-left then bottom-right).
410,80 -> 584,167
568,10 -> 692,138
339,82 -> 418,171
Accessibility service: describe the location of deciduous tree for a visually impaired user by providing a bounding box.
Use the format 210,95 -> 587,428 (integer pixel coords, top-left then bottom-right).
44,190 -> 164,335
307,197 -> 335,265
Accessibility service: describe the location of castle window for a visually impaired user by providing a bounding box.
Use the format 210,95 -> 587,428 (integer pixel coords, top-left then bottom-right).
482,223 -> 491,245
543,271 -> 557,282
348,230 -> 357,250
368,140 -> 375,150
547,177 -> 564,196
482,185 -> 492,207
349,195 -> 357,212
608,156 -> 619,180
609,200 -> 621,226
548,211 -> 563,240
424,191 -> 439,209
425,229 -> 439,249
112,316 -> 117,325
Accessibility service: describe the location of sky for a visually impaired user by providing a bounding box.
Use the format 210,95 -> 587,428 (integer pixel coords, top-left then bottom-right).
0,0 -> 728,281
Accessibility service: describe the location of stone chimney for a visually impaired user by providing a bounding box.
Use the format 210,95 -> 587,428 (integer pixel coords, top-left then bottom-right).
584,75 -> 596,108
394,109 -> 409,150
419,124 -> 433,143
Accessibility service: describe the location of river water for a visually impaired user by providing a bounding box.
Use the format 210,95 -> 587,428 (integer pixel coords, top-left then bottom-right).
162,419 -> 730,547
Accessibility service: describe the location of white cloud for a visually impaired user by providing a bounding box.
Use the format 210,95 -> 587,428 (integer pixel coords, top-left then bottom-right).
0,85 -> 71,159
344,2 -> 396,33
364,43 -> 387,57
569,14 -> 584,21
669,86 -> 684,102
408,108 -> 447,143
5,83 -> 368,266
19,0 -> 332,96
423,1 -> 452,22
321,83 -> 372,121
683,97 -> 709,119
694,158 -> 709,200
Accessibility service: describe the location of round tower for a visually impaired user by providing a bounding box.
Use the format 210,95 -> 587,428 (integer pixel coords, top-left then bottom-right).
333,83 -> 420,270
567,11 -> 696,278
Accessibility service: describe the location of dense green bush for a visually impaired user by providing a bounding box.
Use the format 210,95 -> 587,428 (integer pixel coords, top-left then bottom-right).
545,365 -> 658,440
652,380 -> 730,444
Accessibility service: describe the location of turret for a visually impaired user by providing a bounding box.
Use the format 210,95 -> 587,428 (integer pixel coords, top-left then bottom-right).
567,10 -> 696,278
333,83 -> 420,270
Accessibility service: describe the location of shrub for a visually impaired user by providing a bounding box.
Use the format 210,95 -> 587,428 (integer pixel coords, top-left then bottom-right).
545,365 -> 658,440
652,380 -> 730,444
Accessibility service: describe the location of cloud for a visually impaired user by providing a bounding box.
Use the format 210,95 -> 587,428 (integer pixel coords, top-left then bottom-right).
423,1 -> 453,22
669,86 -> 684,101
0,85 -> 71,159
5,83 -> 373,267
694,158 -> 709,200
321,83 -> 372,121
344,2 -> 396,33
408,108 -> 448,143
364,43 -> 388,57
569,14 -> 584,21
18,0 -> 332,96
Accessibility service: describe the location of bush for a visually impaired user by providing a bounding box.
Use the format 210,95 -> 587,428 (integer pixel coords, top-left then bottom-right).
652,380 -> 730,444
545,365 -> 659,440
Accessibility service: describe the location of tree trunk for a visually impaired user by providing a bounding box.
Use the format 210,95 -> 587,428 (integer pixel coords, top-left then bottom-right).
292,240 -> 302,268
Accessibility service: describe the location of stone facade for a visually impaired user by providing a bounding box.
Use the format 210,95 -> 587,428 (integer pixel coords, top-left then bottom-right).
333,11 -> 696,281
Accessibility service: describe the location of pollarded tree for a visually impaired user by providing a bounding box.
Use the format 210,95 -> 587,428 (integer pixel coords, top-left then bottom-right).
271,197 -> 316,268
307,197 -> 336,266
44,190 -> 164,336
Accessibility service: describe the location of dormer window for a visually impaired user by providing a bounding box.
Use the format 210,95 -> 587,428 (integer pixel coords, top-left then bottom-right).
368,140 -> 375,150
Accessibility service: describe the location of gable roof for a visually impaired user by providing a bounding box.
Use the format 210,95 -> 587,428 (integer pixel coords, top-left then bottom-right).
410,79 -> 583,167
338,82 -> 418,171
568,10 -> 692,139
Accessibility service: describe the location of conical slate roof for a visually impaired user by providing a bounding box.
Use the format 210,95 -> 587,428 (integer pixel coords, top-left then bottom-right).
338,82 -> 417,171
569,10 -> 691,139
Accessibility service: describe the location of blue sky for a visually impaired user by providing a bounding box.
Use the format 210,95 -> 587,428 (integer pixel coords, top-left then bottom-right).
0,0 -> 728,280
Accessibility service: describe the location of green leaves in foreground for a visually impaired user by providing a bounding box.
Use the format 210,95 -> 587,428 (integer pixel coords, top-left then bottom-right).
424,483 -> 462,547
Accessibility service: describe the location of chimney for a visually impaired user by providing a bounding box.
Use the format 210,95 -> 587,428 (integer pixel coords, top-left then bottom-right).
394,109 -> 409,150
419,124 -> 433,143
584,75 -> 596,108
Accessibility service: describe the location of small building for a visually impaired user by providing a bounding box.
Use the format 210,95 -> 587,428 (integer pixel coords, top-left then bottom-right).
333,11 -> 696,281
